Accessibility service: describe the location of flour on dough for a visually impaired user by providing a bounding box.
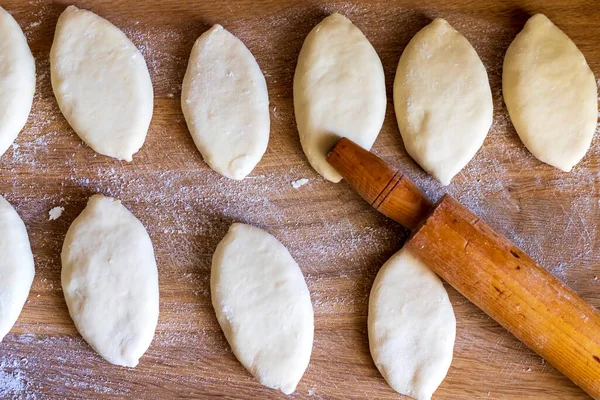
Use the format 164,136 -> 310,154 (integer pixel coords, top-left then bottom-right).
50,6 -> 154,161
182,25 -> 269,180
211,223 -> 314,394
294,13 -> 386,183
503,14 -> 597,171
0,196 -> 35,342
368,248 -> 456,400
61,194 -> 159,367
0,6 -> 35,157
394,18 -> 492,185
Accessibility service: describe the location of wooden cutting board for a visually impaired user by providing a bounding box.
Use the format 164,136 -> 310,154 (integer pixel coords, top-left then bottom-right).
1,0 -> 599,398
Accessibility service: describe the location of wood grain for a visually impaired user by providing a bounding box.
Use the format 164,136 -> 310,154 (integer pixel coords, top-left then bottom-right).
0,0 -> 599,399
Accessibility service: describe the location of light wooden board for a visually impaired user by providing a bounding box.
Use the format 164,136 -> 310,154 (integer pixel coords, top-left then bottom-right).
1,0 -> 599,398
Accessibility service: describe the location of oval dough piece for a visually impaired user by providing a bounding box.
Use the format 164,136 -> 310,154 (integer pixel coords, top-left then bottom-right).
61,194 -> 159,367
394,18 -> 493,185
50,6 -> 154,161
0,196 -> 35,341
0,6 -> 35,157
503,14 -> 597,171
294,13 -> 386,183
211,223 -> 314,394
182,25 -> 269,180
368,248 -> 456,400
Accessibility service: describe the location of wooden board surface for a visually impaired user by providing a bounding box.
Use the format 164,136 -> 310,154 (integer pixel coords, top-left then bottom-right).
1,0 -> 599,398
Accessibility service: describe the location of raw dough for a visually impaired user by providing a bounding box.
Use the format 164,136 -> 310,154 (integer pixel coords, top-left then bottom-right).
61,194 -> 159,367
394,18 -> 493,185
0,196 -> 35,342
50,6 -> 154,161
503,14 -> 597,171
368,248 -> 456,400
294,13 -> 386,183
0,6 -> 35,157
211,223 -> 313,394
182,25 -> 269,180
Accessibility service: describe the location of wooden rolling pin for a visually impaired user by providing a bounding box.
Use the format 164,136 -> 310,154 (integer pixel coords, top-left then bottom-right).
327,137 -> 600,399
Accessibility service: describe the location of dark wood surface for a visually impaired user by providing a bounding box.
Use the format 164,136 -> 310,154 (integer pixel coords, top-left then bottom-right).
1,0 -> 599,398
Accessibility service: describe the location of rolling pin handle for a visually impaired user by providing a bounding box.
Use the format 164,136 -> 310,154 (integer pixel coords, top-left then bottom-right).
326,137 -> 433,230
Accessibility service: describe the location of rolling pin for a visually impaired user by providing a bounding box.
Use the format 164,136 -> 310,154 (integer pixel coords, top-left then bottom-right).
327,137 -> 600,399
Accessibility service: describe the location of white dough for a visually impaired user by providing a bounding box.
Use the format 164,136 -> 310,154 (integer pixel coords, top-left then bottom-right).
182,25 -> 270,180
368,248 -> 456,400
0,196 -> 34,342
0,6 -> 35,157
294,13 -> 386,182
211,223 -> 313,394
394,18 -> 493,185
50,6 -> 154,161
61,194 -> 159,367
503,14 -> 597,171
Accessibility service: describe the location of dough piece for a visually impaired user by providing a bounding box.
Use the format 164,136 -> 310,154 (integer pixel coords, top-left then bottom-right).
211,223 -> 313,394
0,196 -> 35,341
394,18 -> 493,185
368,248 -> 456,400
0,6 -> 35,157
50,6 -> 153,161
61,194 -> 159,367
182,25 -> 269,180
294,13 -> 386,182
503,14 -> 597,171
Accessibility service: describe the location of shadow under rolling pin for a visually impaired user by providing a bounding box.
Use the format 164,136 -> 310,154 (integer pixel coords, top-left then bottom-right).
327,137 -> 600,399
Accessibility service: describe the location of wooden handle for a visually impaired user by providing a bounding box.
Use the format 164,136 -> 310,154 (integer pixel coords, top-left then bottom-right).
327,137 -> 600,398
406,195 -> 600,399
327,137 -> 433,230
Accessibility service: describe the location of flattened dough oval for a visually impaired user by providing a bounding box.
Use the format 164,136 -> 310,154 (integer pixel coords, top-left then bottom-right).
0,195 -> 35,341
503,14 -> 597,171
182,25 -> 270,180
61,194 -> 159,367
368,248 -> 456,400
0,6 -> 35,157
394,18 -> 493,185
294,13 -> 386,182
50,6 -> 154,161
211,223 -> 314,394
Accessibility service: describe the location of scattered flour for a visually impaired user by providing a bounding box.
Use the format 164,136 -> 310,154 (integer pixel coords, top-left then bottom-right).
0,359 -> 27,399
291,178 -> 309,189
0,334 -> 131,398
0,4 -> 597,399
48,206 -> 64,221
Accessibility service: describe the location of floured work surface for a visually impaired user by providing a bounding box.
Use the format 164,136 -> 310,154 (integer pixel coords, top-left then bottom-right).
1,0 -> 599,398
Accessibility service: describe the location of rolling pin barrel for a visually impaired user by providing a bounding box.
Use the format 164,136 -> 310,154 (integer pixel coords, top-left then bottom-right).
327,137 -> 600,399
